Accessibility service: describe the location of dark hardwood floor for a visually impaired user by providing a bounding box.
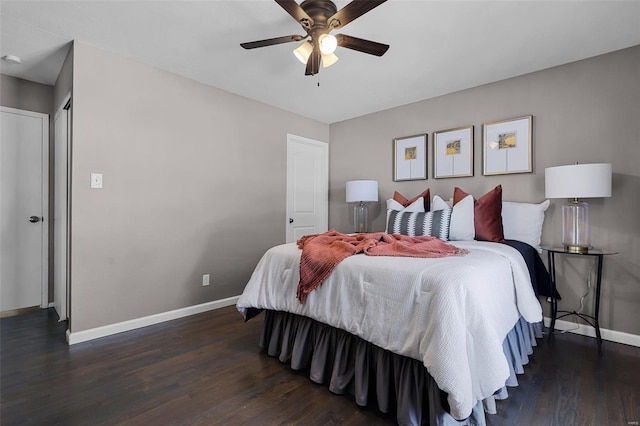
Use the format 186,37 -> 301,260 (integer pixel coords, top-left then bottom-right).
1,307 -> 638,425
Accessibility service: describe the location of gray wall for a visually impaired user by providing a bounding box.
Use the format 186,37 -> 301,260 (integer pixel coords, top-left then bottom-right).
0,74 -> 53,115
329,46 -> 640,336
69,42 -> 329,332
53,44 -> 73,112
0,74 -> 56,300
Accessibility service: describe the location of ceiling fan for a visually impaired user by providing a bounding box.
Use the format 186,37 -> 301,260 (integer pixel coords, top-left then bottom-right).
240,0 -> 389,76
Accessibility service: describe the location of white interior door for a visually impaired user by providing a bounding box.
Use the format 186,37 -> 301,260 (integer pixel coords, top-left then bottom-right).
0,107 -> 49,311
286,134 -> 328,243
54,98 -> 70,321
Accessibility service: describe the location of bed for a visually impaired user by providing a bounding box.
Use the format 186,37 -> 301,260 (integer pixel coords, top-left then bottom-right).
237,237 -> 546,425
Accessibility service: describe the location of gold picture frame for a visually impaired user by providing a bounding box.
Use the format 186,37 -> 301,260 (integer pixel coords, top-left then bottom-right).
393,134 -> 427,181
433,125 -> 474,178
482,115 -> 533,175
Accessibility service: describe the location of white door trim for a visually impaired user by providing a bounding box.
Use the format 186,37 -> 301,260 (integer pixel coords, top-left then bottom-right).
53,94 -> 71,321
0,106 -> 49,308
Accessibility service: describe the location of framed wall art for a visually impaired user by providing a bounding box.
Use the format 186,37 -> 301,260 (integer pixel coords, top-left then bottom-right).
433,125 -> 474,178
393,134 -> 427,181
482,115 -> 533,175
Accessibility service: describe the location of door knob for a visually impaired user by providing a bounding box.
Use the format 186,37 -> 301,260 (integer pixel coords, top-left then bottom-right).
289,218 -> 294,224
29,216 -> 41,223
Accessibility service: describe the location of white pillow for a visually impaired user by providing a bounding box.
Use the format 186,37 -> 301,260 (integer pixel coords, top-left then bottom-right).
386,197 -> 425,212
502,200 -> 550,249
385,197 -> 425,233
432,195 -> 475,240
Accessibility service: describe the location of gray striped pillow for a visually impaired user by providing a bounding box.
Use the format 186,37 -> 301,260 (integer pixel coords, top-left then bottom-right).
387,208 -> 452,240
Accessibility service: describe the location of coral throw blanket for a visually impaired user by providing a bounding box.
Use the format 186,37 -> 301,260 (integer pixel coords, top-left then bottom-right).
296,230 -> 467,303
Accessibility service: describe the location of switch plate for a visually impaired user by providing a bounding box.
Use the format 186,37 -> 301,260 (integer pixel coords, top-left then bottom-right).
202,274 -> 210,286
91,173 -> 103,189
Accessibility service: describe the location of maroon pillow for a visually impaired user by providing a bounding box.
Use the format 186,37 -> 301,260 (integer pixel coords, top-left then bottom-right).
453,186 -> 504,242
393,188 -> 430,211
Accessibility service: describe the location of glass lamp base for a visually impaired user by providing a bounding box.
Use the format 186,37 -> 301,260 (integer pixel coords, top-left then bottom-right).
354,203 -> 369,233
561,200 -> 590,253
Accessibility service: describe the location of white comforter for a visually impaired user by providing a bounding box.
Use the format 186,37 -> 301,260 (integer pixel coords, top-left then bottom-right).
236,240 -> 542,420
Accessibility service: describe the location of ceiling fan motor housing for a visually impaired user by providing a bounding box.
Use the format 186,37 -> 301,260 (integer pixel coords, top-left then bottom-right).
301,0 -> 338,26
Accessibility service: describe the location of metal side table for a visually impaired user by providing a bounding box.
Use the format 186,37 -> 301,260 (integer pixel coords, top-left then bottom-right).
541,245 -> 618,355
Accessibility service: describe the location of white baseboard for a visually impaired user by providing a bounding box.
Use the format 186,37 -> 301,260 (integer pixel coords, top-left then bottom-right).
67,296 -> 240,345
64,304 -> 640,347
543,317 -> 640,347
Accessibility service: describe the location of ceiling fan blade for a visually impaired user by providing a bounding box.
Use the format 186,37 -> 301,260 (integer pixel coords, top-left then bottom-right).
336,34 -> 389,56
305,48 -> 321,75
275,0 -> 314,29
328,0 -> 387,29
241,35 -> 305,49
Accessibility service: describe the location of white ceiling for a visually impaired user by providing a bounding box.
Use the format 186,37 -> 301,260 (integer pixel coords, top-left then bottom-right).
1,1 -> 639,123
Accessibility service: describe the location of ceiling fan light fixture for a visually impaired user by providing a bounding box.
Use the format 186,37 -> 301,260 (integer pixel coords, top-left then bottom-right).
321,52 -> 339,68
318,33 -> 338,55
293,41 -> 313,64
241,0 -> 389,76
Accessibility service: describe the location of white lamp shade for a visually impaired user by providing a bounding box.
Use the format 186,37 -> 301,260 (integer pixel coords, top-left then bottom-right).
545,163 -> 612,199
293,41 -> 313,64
318,33 -> 337,54
346,180 -> 378,203
321,52 -> 339,68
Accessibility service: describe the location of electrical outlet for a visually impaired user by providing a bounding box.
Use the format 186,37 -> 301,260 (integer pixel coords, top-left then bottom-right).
90,173 -> 103,189
202,274 -> 210,286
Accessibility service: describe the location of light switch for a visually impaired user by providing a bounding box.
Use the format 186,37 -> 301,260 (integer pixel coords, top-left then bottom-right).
91,173 -> 103,189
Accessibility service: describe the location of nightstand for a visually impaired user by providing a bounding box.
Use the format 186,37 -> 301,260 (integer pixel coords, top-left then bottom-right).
540,245 -> 618,355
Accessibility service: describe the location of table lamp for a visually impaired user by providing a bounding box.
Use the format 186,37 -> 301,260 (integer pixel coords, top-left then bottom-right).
346,180 -> 378,233
545,163 -> 612,253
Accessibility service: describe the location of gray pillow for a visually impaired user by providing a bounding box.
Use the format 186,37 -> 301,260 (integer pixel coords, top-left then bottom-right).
386,208 -> 452,240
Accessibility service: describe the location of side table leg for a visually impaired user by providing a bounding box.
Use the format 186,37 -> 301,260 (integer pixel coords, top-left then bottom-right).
594,254 -> 604,355
548,251 -> 557,335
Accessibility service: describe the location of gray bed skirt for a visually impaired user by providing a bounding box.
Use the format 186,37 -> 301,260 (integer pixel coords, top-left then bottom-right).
259,310 -> 543,426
